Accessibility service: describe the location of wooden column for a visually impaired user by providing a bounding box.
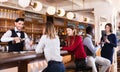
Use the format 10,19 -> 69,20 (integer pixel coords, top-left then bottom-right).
18,61 -> 28,72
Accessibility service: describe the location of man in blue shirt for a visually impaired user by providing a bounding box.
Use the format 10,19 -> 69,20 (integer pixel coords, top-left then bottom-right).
83,26 -> 110,72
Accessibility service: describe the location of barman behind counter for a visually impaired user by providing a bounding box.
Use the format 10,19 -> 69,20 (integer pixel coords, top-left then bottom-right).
0,18 -> 33,52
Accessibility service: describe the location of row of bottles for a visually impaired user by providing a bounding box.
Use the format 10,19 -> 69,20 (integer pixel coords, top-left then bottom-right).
0,8 -> 22,19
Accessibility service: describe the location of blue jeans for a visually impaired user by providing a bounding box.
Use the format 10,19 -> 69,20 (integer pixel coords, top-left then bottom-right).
42,60 -> 65,72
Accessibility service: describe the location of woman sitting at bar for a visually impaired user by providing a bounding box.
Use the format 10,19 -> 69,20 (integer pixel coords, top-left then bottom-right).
35,22 -> 65,72
61,25 -> 87,71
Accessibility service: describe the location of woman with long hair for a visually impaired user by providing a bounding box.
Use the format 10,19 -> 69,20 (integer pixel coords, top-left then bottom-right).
101,23 -> 117,72
61,25 -> 87,71
35,22 -> 65,72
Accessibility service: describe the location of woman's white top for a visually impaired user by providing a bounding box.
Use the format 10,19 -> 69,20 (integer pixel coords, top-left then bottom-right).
35,35 -> 62,62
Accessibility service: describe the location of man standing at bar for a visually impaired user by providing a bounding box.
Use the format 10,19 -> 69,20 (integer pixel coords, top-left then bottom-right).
1,18 -> 33,52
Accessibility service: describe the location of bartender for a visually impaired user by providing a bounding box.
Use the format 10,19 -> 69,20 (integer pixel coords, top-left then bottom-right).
1,18 -> 33,52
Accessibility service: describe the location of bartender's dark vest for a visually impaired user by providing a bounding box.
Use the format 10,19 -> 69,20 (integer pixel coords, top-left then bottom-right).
8,29 -> 25,52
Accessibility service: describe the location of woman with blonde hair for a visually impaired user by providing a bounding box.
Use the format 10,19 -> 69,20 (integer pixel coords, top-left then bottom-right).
35,22 -> 65,72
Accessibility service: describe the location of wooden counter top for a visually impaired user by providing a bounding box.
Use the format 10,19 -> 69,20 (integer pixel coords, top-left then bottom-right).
0,50 -> 68,64
0,51 -> 43,64
0,50 -> 68,72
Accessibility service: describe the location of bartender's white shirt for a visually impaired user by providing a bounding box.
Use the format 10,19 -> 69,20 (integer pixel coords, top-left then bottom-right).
1,27 -> 32,50
35,35 -> 62,62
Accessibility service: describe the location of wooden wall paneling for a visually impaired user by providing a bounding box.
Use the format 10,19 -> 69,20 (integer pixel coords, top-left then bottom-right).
0,19 -> 6,32
33,23 -> 43,34
6,19 -> 15,30
24,21 -> 32,33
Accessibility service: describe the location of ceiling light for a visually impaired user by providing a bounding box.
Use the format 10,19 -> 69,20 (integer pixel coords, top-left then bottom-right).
66,12 -> 74,19
18,0 -> 31,8
31,1 -> 43,12
57,8 -> 65,17
0,0 -> 8,2
47,6 -> 56,15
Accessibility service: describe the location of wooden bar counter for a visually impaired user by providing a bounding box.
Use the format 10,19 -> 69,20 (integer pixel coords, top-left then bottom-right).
0,51 -> 68,72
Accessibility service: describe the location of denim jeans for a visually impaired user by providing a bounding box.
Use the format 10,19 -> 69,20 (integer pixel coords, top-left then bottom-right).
42,60 -> 65,72
74,58 -> 87,71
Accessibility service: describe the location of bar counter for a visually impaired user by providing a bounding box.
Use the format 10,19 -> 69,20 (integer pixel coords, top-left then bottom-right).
0,50 -> 68,72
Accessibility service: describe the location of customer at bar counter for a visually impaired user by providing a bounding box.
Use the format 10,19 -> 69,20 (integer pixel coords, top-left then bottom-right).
0,18 -> 33,52
35,22 -> 65,72
61,25 -> 87,71
100,23 -> 117,71
83,26 -> 110,72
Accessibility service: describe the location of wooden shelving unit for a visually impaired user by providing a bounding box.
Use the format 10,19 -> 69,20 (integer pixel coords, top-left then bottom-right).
0,7 -> 95,46
24,11 -> 46,44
